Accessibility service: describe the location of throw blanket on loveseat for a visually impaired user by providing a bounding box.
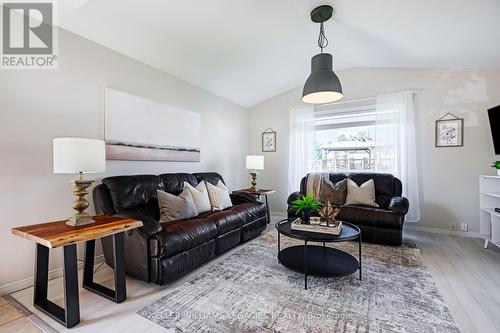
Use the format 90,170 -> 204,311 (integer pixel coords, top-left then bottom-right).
306,172 -> 329,199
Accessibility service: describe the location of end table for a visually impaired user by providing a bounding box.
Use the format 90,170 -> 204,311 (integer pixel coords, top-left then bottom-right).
11,215 -> 142,328
233,188 -> 275,223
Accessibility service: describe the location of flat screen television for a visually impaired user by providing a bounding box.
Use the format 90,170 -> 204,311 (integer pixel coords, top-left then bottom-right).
488,105 -> 500,154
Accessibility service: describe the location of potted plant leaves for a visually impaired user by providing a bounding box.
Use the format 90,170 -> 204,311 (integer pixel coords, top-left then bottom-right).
291,193 -> 321,224
492,161 -> 500,176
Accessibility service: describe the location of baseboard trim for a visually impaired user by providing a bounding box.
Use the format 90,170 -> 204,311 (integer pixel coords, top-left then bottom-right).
0,254 -> 105,296
404,225 -> 483,239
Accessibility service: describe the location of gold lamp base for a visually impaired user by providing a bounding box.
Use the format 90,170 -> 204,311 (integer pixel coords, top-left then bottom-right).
66,173 -> 95,227
249,171 -> 258,191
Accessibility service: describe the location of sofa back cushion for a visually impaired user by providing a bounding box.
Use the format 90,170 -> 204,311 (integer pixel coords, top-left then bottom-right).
300,172 -> 400,209
193,172 -> 226,186
159,173 -> 199,195
100,172 -> 226,221
102,175 -> 161,218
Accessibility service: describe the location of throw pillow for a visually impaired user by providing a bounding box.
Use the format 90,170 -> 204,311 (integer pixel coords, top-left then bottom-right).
157,188 -> 198,222
320,178 -> 347,206
206,180 -> 233,211
345,179 -> 379,207
183,181 -> 211,214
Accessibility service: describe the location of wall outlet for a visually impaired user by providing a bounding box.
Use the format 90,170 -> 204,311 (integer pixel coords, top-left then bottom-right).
460,223 -> 468,232
450,223 -> 456,231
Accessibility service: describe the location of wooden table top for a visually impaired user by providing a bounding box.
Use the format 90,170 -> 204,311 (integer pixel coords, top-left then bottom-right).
11,215 -> 143,249
233,188 -> 276,195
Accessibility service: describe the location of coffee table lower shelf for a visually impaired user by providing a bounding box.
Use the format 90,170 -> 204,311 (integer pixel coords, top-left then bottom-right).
278,245 -> 360,290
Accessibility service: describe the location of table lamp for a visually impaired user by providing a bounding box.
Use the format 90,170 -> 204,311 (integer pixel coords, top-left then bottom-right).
53,138 -> 106,226
246,155 -> 264,191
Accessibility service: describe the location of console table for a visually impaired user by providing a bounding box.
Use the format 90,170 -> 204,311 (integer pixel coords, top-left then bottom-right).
479,175 -> 500,249
11,215 -> 142,328
233,188 -> 275,223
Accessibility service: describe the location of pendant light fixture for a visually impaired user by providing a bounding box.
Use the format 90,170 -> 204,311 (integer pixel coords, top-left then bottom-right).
302,5 -> 343,104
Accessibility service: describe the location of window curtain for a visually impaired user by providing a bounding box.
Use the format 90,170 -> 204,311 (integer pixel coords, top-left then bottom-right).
375,91 -> 420,222
288,106 -> 314,194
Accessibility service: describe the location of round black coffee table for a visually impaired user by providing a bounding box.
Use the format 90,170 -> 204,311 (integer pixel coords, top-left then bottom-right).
275,219 -> 361,290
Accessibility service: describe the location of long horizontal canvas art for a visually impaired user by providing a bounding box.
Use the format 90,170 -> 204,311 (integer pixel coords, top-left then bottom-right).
105,88 -> 201,161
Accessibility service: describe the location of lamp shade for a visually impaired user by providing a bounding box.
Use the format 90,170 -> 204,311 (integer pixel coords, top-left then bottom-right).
53,138 -> 106,174
302,53 -> 343,104
246,155 -> 264,170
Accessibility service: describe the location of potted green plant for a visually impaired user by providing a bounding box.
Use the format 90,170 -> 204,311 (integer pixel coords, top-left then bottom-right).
291,193 -> 322,224
492,161 -> 500,176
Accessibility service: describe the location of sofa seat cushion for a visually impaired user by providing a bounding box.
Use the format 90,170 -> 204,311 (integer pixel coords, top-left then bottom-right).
204,210 -> 244,235
229,203 -> 266,223
339,205 -> 404,230
156,219 -> 217,258
195,203 -> 266,234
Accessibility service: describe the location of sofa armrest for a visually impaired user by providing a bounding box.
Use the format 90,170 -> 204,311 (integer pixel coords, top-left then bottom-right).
114,210 -> 162,238
388,197 -> 409,215
287,191 -> 303,205
230,192 -> 258,205
286,192 -> 304,218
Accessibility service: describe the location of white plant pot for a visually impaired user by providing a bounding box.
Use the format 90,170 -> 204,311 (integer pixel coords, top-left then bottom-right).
497,169 -> 500,176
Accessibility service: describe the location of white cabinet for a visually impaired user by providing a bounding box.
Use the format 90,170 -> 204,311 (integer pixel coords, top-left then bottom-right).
479,175 -> 500,249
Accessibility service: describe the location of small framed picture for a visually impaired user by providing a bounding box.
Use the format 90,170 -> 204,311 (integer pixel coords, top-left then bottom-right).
262,128 -> 276,152
435,113 -> 464,147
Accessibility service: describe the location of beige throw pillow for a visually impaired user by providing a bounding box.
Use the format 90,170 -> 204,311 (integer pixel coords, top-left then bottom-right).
183,181 -> 211,214
157,188 -> 198,222
320,178 -> 347,206
345,179 -> 379,207
206,181 -> 233,211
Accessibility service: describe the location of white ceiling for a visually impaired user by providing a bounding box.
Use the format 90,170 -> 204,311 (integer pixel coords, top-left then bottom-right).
59,0 -> 500,108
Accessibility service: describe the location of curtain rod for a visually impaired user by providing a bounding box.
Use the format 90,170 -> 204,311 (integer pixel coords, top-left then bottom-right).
323,89 -> 421,106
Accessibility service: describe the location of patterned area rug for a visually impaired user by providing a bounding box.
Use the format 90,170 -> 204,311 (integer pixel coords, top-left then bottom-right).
138,230 -> 459,332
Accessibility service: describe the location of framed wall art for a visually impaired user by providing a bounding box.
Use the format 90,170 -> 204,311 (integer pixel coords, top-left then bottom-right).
435,113 -> 464,147
262,128 -> 277,152
105,88 -> 201,161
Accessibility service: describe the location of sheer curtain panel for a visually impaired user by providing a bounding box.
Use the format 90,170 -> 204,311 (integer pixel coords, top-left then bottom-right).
288,106 -> 314,194
375,91 -> 421,222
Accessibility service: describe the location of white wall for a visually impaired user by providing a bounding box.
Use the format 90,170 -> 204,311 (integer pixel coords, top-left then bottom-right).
0,29 -> 249,293
248,68 -> 500,232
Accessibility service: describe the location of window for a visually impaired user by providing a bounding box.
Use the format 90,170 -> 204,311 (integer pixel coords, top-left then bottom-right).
311,100 -> 396,173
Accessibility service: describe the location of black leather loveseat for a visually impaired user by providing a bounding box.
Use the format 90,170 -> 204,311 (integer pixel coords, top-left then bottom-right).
93,172 -> 267,284
287,173 -> 409,246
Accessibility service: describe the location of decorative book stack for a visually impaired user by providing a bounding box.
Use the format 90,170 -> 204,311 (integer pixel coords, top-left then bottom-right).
291,218 -> 343,235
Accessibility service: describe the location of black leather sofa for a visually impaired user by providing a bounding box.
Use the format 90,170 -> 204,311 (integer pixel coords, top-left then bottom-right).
93,172 -> 267,284
287,173 -> 409,246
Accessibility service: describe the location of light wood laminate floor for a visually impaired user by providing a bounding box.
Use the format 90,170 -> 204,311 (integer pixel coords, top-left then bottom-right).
9,218 -> 500,333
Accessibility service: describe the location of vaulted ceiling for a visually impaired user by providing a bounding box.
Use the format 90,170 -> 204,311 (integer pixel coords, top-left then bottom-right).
59,0 -> 500,107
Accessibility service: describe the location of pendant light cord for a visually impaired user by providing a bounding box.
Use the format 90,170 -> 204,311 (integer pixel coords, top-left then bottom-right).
318,21 -> 328,53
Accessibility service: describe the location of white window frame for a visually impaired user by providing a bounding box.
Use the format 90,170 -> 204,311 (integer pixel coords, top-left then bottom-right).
312,99 -> 396,173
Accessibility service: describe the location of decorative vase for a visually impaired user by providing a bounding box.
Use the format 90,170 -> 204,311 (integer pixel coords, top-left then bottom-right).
497,169 -> 500,176
301,211 -> 311,225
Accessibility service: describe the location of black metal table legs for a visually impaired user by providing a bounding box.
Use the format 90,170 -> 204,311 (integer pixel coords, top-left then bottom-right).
304,240 -> 308,290
264,195 -> 271,224
83,232 -> 126,303
257,194 -> 272,224
34,243 -> 80,328
32,232 -> 127,328
358,234 -> 362,280
278,231 -> 280,254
